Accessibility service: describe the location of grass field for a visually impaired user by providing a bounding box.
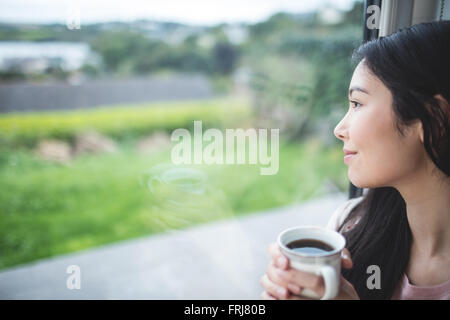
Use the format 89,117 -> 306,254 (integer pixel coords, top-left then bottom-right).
0,96 -> 252,148
0,98 -> 348,270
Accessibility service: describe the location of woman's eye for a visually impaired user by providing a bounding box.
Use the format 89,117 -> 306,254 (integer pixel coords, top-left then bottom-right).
350,100 -> 362,108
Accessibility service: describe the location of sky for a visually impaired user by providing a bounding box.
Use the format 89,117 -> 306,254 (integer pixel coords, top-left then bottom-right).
0,0 -> 357,25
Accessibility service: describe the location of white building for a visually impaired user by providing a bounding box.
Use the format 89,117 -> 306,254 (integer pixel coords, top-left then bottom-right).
0,41 -> 96,73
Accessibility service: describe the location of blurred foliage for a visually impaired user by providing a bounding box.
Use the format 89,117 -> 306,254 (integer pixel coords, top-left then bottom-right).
278,35 -> 361,118
241,2 -> 363,142
0,97 -> 252,148
91,31 -> 201,75
212,41 -> 239,75
90,31 -> 239,76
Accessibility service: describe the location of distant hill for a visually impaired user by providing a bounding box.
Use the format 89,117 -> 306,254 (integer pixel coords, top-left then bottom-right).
0,20 -> 211,43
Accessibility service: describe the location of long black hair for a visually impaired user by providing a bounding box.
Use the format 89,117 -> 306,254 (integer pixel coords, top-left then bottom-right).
339,20 -> 450,300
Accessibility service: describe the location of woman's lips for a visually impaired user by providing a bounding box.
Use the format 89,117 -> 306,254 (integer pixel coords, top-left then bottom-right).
344,149 -> 357,164
344,153 -> 356,164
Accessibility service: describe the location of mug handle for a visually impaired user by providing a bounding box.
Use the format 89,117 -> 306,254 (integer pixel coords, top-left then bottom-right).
319,265 -> 339,300
292,265 -> 339,300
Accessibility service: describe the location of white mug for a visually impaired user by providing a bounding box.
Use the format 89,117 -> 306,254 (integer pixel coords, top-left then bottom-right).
277,226 -> 346,300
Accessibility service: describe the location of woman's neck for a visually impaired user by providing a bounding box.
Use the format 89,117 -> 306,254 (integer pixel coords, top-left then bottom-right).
395,159 -> 450,258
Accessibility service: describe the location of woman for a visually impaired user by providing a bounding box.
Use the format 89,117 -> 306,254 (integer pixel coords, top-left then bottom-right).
260,20 -> 450,300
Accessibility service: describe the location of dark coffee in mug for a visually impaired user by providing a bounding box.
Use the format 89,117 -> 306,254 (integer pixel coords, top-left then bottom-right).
286,238 -> 334,255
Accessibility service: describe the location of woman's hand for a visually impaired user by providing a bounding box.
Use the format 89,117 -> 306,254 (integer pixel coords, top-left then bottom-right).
260,242 -> 359,300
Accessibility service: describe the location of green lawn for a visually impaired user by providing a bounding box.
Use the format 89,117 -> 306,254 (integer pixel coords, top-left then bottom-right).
0,139 -> 347,270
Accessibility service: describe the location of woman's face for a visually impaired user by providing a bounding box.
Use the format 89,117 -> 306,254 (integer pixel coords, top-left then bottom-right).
334,60 -> 425,189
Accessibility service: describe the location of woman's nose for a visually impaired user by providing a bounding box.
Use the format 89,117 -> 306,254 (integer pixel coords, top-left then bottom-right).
334,119 -> 348,141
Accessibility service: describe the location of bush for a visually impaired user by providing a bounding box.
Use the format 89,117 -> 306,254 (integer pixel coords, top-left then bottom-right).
0,97 -> 252,148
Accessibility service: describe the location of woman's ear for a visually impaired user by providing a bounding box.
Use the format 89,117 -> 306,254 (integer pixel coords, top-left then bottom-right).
418,121 -> 424,144
419,94 -> 450,144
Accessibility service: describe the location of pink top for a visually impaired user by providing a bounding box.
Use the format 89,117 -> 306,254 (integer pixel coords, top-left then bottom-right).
391,273 -> 450,300
327,197 -> 450,300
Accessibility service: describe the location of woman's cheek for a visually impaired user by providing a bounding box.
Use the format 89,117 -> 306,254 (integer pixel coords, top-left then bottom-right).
347,124 -> 368,187
350,120 -> 407,188
348,117 -> 388,188
347,152 -> 375,188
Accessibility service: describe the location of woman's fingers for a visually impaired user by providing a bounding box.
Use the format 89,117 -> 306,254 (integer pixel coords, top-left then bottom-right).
341,248 -> 353,269
267,242 -> 289,269
266,261 -> 303,295
276,267 -> 326,298
260,274 -> 290,299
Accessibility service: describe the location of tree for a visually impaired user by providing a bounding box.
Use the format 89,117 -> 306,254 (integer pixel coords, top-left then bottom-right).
212,41 -> 238,75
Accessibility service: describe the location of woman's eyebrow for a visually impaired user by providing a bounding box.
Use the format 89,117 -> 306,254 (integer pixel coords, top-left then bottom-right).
348,86 -> 370,96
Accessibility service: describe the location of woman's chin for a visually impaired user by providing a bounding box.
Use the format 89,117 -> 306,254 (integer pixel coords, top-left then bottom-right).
349,177 -> 374,190
348,172 -> 366,189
